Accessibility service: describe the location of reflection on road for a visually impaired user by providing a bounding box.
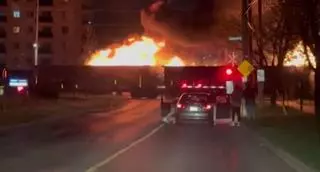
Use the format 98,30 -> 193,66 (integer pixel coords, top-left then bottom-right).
0,99 -> 295,172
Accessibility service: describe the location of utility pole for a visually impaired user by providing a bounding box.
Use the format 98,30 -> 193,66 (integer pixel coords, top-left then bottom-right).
241,0 -> 250,61
33,0 -> 39,86
242,0 -> 254,85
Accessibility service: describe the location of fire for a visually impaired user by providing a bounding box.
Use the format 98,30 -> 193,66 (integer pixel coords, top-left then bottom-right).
86,36 -> 184,66
284,41 -> 316,68
166,56 -> 185,66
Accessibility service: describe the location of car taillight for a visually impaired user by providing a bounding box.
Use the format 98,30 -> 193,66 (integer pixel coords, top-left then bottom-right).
195,84 -> 202,88
181,83 -> 187,88
205,104 -> 212,110
177,104 -> 183,108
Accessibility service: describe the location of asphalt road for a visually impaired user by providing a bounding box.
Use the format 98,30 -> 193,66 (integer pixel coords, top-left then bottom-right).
0,99 -> 295,172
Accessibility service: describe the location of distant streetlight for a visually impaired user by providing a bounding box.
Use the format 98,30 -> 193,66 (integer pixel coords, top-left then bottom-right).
34,0 -> 39,66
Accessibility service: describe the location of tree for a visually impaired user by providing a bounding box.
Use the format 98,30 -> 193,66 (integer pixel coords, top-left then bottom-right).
276,0 -> 320,138
251,1 -> 299,104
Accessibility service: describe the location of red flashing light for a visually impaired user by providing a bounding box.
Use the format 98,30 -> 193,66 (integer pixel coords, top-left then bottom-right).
205,104 -> 212,110
226,68 -> 233,75
195,84 -> 202,88
17,86 -> 24,93
177,104 -> 183,108
181,83 -> 187,88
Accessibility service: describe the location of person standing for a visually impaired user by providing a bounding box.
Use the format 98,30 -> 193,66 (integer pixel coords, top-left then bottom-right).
230,84 -> 243,126
244,83 -> 257,120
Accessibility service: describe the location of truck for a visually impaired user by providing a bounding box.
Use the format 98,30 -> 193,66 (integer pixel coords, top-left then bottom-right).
33,65 -> 163,98
160,66 -> 243,119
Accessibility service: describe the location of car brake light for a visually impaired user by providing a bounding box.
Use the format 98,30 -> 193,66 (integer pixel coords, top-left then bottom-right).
195,84 -> 202,88
177,104 -> 183,108
205,104 -> 212,110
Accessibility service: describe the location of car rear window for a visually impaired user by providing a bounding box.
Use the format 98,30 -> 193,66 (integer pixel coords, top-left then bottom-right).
179,93 -> 209,104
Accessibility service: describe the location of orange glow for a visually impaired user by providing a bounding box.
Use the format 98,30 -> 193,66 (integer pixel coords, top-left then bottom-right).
86,36 -> 184,67
284,41 -> 316,68
166,56 -> 185,66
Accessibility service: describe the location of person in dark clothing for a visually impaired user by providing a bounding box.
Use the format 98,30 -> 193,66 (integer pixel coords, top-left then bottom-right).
230,84 -> 243,126
244,83 -> 257,120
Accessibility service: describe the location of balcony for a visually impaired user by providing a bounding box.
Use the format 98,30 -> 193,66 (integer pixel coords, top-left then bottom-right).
39,27 -> 53,38
39,16 -> 53,23
39,31 -> 53,38
39,48 -> 52,54
39,11 -> 53,23
39,42 -> 52,54
39,0 -> 53,6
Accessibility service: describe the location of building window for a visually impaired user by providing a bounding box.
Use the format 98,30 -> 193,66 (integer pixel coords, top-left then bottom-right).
39,11 -> 53,23
13,42 -> 20,49
13,26 -> 20,34
13,10 -> 20,18
28,26 -> 33,33
39,26 -> 53,38
62,26 -> 69,34
39,0 -> 53,6
39,42 -> 52,54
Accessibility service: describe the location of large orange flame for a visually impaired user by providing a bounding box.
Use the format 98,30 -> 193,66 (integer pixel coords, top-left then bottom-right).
86,36 -> 184,66
284,41 -> 316,68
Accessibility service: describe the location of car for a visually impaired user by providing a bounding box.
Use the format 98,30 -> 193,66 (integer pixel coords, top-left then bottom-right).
175,92 -> 214,125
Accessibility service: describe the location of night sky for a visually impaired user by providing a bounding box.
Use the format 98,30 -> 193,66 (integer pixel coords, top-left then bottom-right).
92,0 -> 241,46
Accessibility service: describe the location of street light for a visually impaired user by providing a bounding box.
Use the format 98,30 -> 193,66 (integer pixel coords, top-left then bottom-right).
34,0 -> 39,67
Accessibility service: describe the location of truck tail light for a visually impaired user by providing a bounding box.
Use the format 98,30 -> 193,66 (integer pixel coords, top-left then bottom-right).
181,83 -> 187,88
195,84 -> 202,88
205,104 -> 212,110
17,86 -> 25,93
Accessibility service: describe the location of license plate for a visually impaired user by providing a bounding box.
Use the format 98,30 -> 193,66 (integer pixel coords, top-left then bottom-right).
189,106 -> 198,111
216,96 -> 227,103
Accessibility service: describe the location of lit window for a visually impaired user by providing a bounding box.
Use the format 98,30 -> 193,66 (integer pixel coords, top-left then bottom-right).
13,10 -> 20,18
13,26 -> 20,33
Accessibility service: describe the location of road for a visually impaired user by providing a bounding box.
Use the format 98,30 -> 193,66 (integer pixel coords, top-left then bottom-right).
0,99 -> 295,172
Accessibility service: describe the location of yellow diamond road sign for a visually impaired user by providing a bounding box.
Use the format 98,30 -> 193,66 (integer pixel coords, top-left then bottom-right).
237,60 -> 254,77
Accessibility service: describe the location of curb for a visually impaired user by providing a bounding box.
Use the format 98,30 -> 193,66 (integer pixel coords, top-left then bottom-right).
245,126 -> 318,172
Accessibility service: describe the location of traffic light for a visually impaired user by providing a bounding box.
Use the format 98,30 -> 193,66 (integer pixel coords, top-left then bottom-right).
226,68 -> 233,75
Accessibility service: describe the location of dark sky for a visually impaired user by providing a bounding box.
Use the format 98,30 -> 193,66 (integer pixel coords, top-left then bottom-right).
92,0 -> 241,46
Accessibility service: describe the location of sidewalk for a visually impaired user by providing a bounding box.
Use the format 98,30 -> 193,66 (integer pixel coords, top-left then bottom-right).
276,100 -> 314,114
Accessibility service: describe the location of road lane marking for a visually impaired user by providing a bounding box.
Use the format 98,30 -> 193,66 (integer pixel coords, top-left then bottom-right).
85,123 -> 165,172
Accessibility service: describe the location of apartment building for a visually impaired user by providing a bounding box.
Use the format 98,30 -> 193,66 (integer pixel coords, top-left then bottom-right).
0,0 -> 93,70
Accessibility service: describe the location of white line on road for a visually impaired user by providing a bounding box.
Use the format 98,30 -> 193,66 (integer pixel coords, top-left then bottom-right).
85,123 -> 165,172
